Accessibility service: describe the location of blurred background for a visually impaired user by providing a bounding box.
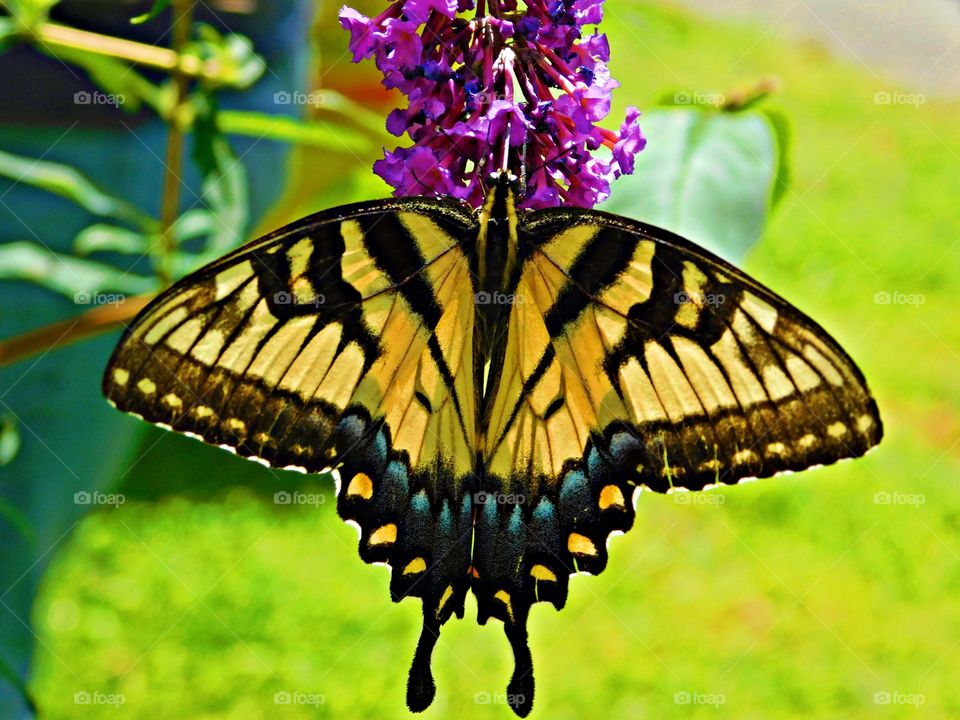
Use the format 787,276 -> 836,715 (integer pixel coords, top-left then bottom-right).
0,0 -> 958,717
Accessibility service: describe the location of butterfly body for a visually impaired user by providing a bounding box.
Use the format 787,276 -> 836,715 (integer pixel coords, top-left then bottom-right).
104,177 -> 881,717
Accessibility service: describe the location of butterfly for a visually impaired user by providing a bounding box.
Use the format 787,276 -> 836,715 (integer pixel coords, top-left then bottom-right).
103,173 -> 882,716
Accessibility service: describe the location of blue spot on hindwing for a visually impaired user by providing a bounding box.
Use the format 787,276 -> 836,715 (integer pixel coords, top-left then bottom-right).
439,500 -> 453,535
336,414 -> 365,445
484,494 -> 498,525
370,430 -> 388,466
509,504 -> 523,536
587,446 -> 605,478
382,461 -> 410,500
530,498 -> 561,555
375,460 -> 410,512
533,498 -> 556,523
560,470 -> 589,504
609,431 -> 641,460
412,489 -> 430,514
560,469 -> 592,518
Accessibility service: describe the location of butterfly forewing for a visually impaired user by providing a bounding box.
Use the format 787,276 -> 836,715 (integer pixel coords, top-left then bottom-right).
105,199 -> 475,468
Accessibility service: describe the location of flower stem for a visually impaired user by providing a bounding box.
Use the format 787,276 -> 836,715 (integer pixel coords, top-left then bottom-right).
0,295 -> 152,369
156,0 -> 194,288
35,22 -> 214,79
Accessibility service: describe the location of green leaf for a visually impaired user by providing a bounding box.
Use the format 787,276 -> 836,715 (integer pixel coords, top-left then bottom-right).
0,652 -> 36,714
5,0 -> 61,29
0,16 -> 21,51
186,24 -> 265,90
308,89 -> 391,141
601,108 -> 779,264
196,145 -> 248,261
0,241 -> 155,298
172,209 -> 217,243
74,224 -> 149,256
130,0 -> 171,25
219,111 -> 379,153
0,415 -> 21,466
73,214 -> 215,258
761,108 -> 792,210
0,495 -> 35,541
0,149 -> 154,230
191,92 -> 221,178
188,95 -> 249,262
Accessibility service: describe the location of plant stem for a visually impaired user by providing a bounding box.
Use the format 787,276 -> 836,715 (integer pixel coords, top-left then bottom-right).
0,295 -> 152,369
156,0 -> 195,287
36,22 -> 214,78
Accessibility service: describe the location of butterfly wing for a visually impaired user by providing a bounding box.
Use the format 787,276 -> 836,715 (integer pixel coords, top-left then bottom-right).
476,207 -> 883,621
103,198 -> 481,648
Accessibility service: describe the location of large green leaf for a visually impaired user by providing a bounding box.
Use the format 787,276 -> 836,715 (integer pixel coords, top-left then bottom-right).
602,108 -> 780,264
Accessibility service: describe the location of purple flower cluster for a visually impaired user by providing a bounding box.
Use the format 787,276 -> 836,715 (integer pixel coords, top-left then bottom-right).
340,0 -> 645,209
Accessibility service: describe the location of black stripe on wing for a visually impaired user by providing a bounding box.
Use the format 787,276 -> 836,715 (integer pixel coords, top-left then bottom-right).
103,197 -> 477,474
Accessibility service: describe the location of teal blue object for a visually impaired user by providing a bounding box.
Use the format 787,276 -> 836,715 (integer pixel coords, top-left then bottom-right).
0,2 -> 312,716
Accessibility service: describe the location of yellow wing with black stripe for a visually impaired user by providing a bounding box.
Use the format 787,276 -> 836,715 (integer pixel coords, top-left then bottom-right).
479,208 -> 882,582
105,199 -> 477,477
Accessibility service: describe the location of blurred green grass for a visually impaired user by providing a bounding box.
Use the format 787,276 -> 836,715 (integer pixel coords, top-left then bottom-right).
29,2 -> 960,718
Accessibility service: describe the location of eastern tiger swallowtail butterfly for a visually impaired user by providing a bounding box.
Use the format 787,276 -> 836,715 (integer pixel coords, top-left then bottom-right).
103,174 -> 882,716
